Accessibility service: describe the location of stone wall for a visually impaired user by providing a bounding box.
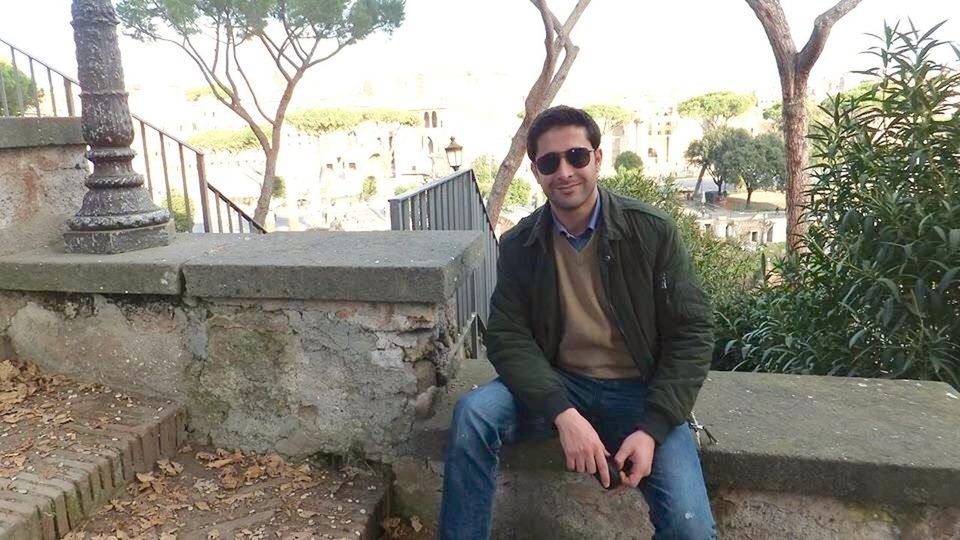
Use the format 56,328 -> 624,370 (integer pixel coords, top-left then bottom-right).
0,231 -> 483,459
0,118 -> 87,256
0,292 -> 459,458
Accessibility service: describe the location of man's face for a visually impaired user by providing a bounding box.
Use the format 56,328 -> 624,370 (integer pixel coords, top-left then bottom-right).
530,125 -> 602,212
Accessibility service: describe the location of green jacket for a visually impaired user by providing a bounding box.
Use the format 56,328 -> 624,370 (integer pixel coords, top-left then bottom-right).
485,187 -> 714,444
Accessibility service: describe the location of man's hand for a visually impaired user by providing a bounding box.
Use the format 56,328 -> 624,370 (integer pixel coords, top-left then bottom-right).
614,430 -> 656,488
554,408 -> 612,487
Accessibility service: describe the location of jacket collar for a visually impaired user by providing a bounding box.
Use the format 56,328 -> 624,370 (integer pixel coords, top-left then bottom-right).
523,187 -> 626,249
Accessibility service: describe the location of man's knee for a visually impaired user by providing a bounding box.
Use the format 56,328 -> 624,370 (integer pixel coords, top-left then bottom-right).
448,382 -> 513,448
658,510 -> 716,540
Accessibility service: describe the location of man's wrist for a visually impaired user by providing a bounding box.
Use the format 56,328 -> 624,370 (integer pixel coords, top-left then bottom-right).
553,407 -> 577,428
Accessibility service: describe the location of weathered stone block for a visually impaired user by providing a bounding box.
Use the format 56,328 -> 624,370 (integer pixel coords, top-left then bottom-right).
0,122 -> 87,257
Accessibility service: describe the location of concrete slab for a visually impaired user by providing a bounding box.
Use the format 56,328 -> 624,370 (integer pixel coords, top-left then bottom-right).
0,234 -> 242,295
695,371 -> 960,506
0,118 -> 83,149
182,231 -> 484,303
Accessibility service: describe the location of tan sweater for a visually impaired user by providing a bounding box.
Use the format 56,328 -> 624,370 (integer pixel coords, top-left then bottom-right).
554,230 -> 642,379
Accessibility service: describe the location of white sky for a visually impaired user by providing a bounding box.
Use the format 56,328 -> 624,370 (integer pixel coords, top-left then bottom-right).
0,1 -> 957,105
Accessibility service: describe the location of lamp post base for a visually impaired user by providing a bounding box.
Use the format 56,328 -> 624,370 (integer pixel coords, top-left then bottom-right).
64,223 -> 172,255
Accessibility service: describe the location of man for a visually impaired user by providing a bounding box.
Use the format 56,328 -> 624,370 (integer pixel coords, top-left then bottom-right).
439,106 -> 716,539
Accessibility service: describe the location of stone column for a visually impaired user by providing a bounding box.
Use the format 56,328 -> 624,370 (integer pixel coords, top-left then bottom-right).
64,0 -> 170,254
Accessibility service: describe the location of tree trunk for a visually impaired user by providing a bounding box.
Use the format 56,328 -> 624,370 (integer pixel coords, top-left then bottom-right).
254,148 -> 279,225
746,186 -> 754,207
745,0 -> 864,252
693,163 -> 707,196
782,87 -> 809,249
486,0 -> 590,226
487,117 -> 534,223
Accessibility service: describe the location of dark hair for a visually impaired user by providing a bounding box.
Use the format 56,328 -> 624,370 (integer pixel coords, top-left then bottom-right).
526,105 -> 601,160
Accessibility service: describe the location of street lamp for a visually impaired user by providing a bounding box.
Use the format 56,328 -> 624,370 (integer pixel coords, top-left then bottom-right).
445,136 -> 463,172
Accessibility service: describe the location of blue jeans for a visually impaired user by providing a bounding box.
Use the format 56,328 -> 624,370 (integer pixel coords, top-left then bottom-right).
438,369 -> 716,539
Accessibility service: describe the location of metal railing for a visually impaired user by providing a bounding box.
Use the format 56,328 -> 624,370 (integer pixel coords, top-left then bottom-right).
0,37 -> 264,235
390,169 -> 498,354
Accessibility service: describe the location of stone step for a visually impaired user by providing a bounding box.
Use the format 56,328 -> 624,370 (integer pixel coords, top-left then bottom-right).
0,365 -> 186,540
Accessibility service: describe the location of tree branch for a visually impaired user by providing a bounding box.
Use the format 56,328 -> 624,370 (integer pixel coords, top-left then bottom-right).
257,33 -> 294,82
231,36 -> 274,125
219,28 -> 242,102
797,0 -> 865,73
306,38 -> 354,68
745,0 -> 798,87
543,43 -> 580,106
525,0 -> 557,113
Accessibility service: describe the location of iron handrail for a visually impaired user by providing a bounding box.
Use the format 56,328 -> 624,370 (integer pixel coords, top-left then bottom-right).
390,168 -> 499,353
0,36 -> 264,235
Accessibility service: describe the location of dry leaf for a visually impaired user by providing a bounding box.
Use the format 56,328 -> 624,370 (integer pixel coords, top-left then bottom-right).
263,455 -> 285,478
195,452 -> 217,462
243,465 -> 262,481
296,509 -> 317,518
219,466 -> 242,490
195,501 -> 211,511
206,457 -> 237,470
158,459 -> 184,476
0,361 -> 19,382
410,516 -> 424,533
136,472 -> 156,484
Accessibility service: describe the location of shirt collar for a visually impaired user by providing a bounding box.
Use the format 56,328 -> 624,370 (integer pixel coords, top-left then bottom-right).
552,194 -> 602,240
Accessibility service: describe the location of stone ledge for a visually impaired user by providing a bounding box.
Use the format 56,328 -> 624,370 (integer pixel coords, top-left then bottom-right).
0,230 -> 484,303
696,371 -> 960,507
0,118 -> 84,149
182,231 -> 484,303
396,361 -> 960,509
0,234 -> 233,295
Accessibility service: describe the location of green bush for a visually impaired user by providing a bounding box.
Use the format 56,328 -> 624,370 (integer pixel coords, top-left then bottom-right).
505,179 -> 532,207
0,61 -> 39,116
719,23 -> 960,387
471,155 -> 497,198
394,183 -> 419,196
361,176 -> 377,201
272,176 -> 286,200
613,151 -> 644,173
168,191 -> 194,232
187,127 -> 266,153
599,168 -> 760,330
286,108 -> 418,136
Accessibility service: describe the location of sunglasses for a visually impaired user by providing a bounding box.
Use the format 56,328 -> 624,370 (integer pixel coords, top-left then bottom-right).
534,147 -> 594,175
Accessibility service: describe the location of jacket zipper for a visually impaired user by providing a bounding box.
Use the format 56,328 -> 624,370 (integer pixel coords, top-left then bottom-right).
599,249 -> 631,357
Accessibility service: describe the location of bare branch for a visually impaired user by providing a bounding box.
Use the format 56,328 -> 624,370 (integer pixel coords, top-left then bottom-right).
559,0 -> 591,41
525,0 -> 557,113
797,0 -> 865,73
543,43 -> 579,106
257,33 -> 294,82
231,36 -> 274,125
219,28 -> 242,101
745,0 -> 799,89
306,38 -> 352,68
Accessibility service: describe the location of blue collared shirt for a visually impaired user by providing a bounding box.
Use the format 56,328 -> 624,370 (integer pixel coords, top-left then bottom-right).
553,196 -> 601,252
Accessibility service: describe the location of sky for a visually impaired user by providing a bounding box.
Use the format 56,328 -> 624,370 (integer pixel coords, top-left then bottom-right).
1,1 -> 957,106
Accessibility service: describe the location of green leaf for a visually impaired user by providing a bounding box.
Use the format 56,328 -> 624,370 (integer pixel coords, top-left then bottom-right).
877,278 -> 900,298
940,267 -> 959,293
848,328 -> 867,349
